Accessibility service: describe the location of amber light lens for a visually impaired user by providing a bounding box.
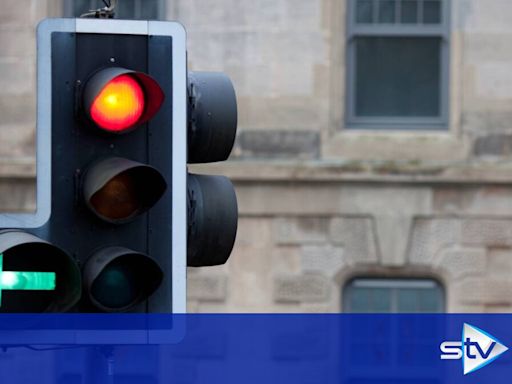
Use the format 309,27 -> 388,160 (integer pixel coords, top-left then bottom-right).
90,75 -> 145,132
89,171 -> 143,221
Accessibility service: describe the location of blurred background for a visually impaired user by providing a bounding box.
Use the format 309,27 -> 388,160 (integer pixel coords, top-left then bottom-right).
1,0 -> 512,313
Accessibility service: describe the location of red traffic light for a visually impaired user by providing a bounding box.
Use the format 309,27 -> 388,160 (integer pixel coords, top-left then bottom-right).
83,67 -> 165,133
90,74 -> 145,132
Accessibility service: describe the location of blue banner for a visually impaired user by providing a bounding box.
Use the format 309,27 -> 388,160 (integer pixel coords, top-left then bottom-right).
0,314 -> 511,383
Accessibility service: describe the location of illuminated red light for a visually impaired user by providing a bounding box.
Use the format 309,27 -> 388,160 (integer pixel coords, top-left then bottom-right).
90,75 -> 145,133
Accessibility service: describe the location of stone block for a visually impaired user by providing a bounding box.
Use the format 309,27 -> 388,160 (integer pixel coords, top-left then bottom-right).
375,215 -> 413,267
274,217 -> 329,245
487,248 -> 512,279
435,248 -> 486,280
229,246 -> 275,308
271,246 -> 302,274
195,303 -> 229,313
0,0 -> 33,26
452,278 -> 512,306
0,94 -> 35,126
300,303 -> 338,313
460,219 -> 512,247
0,59 -> 34,95
237,184 -> 431,217
234,131 -> 320,160
463,111 -> 512,135
433,187 -> 473,213
0,27 -> 34,58
301,245 -> 344,276
235,217 -> 273,248
476,62 -> 512,100
0,124 -> 35,159
465,34 -> 512,63
329,218 -> 372,254
283,0 -> 322,30
434,186 -> 512,216
409,219 -> 461,265
337,185 -> 432,216
463,0 -> 512,34
274,274 -> 330,303
0,178 -> 35,212
474,134 -> 512,156
238,96 -> 328,131
187,275 -> 227,302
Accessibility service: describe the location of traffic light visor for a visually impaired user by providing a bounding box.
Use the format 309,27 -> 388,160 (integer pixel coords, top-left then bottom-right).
83,157 -> 167,224
83,246 -> 163,312
84,67 -> 164,133
0,230 -> 81,313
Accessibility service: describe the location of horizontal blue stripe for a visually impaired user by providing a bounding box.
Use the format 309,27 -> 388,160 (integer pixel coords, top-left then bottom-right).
0,314 -> 510,383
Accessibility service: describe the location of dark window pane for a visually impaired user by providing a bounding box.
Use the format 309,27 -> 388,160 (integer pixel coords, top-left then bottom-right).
356,0 -> 374,23
378,0 -> 396,23
354,37 -> 441,117
401,0 -> 418,23
350,287 -> 372,312
423,0 -> 441,24
349,287 -> 392,312
371,288 -> 392,312
345,280 -> 443,313
397,289 -> 418,312
418,289 -> 442,312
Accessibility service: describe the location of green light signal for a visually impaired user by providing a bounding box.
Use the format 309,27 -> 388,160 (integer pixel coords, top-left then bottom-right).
0,254 -> 56,307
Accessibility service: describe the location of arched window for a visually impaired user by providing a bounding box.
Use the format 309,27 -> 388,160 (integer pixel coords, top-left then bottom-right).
343,278 -> 444,313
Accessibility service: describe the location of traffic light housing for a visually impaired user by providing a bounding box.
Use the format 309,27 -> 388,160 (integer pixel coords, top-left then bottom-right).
44,19 -> 184,313
186,72 -> 239,268
0,18 -> 238,316
0,230 -> 80,313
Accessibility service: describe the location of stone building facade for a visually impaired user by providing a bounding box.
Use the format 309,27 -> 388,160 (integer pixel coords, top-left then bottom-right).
1,0 -> 512,313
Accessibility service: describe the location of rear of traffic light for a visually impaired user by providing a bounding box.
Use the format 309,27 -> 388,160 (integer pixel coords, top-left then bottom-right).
186,72 -> 238,268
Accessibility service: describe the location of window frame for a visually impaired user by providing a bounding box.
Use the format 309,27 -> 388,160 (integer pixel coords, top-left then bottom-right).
343,277 -> 445,313
345,0 -> 451,130
64,0 -> 166,20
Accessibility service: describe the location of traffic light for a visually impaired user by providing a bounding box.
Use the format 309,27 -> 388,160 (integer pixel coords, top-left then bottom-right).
186,73 -> 238,267
42,19 -> 186,314
0,18 -> 186,314
0,18 -> 238,315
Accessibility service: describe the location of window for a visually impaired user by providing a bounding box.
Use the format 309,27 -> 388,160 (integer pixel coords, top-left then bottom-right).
346,0 -> 450,129
65,0 -> 165,20
342,279 -> 445,382
343,278 -> 444,313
